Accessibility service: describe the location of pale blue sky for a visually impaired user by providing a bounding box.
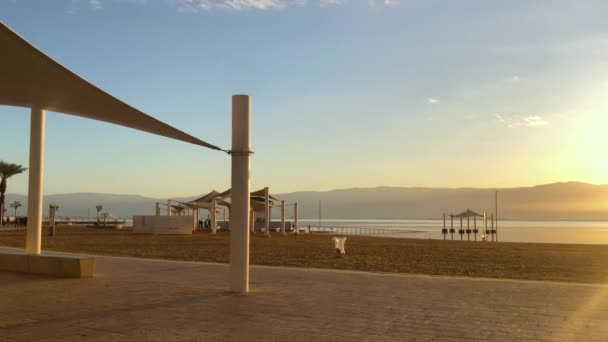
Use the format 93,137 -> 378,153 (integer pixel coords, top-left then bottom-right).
1,0 -> 607,197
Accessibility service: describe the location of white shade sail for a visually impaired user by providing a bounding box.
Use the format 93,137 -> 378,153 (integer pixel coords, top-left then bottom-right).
0,21 -> 223,151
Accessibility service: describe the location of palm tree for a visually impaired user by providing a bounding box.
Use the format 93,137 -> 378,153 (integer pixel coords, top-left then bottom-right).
10,200 -> 22,219
0,161 -> 27,227
96,204 -> 103,223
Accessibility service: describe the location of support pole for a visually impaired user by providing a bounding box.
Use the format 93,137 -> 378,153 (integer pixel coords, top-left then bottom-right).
155,202 -> 160,216
264,187 -> 270,236
460,217 -> 463,240
495,191 -> 499,242
474,216 -> 477,241
193,207 -> 198,231
281,200 -> 286,235
229,94 -> 252,293
25,107 -> 46,254
211,199 -> 217,234
484,212 -> 487,242
491,213 -> 494,242
443,213 -> 446,240
167,200 -> 172,216
48,205 -> 56,237
450,215 -> 454,240
294,203 -> 299,232
250,209 -> 255,233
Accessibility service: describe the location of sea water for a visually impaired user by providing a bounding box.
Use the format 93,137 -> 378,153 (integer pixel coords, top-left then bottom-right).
298,219 -> 608,245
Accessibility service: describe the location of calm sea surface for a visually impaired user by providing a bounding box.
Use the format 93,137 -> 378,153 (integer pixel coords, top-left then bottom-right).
298,219 -> 608,245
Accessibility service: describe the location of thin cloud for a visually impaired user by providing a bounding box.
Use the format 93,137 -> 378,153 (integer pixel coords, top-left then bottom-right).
320,0 -> 343,6
369,0 -> 399,7
495,114 -> 549,128
176,0 -> 315,11
65,0 -> 81,14
426,97 -> 439,104
63,0 -> 391,12
523,115 -> 548,127
173,0 -> 384,12
89,0 -> 103,10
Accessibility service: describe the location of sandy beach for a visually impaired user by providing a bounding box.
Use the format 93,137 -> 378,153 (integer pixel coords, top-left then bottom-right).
1,225 -> 606,284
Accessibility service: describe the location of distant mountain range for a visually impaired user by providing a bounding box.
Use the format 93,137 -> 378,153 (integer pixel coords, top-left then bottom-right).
4,182 -> 608,220
277,182 -> 608,221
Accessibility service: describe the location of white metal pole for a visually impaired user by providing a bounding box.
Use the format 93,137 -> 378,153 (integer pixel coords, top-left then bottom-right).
491,213 -> 494,242
484,212 -> 487,241
193,207 -> 198,231
211,198 -> 217,235
250,209 -> 255,233
281,200 -> 286,235
167,199 -> 172,216
264,187 -> 270,236
495,191 -> 499,242
450,215 -> 454,240
294,203 -> 299,232
229,94 -> 252,293
25,107 -> 45,254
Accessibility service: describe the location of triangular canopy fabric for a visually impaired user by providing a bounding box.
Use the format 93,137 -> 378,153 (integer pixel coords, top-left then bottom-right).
250,188 -> 280,201
451,209 -> 484,218
188,190 -> 222,205
190,188 -> 282,210
0,21 -> 223,151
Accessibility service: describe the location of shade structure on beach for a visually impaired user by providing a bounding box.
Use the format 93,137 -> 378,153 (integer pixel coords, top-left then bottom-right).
204,187 -> 293,235
2,20 -> 255,293
0,21 -> 222,151
204,188 -> 283,209
187,190 -> 231,209
451,209 -> 484,218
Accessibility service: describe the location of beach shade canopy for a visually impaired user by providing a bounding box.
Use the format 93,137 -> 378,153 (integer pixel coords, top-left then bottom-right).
212,188 -> 282,207
223,188 -> 284,209
451,209 -> 484,218
0,21 -> 223,151
250,188 -> 281,202
186,190 -> 231,210
188,190 -> 222,205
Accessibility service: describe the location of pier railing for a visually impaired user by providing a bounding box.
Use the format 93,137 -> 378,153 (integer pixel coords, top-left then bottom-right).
306,225 -> 417,237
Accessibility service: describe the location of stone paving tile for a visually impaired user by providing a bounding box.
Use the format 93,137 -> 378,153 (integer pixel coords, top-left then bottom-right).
1,248 -> 607,341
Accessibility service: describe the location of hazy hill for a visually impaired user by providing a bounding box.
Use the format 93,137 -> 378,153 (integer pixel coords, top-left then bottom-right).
4,182 -> 608,220
275,182 -> 608,220
3,193 -> 197,219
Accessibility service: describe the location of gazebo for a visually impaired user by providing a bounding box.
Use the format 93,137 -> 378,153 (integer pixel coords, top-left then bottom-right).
445,209 -> 484,241
202,187 -> 298,236
156,187 -> 299,237
185,189 -> 231,234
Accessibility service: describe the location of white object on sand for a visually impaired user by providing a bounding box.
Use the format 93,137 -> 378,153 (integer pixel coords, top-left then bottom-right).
333,237 -> 347,255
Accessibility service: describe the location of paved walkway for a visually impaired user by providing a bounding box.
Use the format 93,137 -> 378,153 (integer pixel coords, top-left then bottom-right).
1,247 -> 607,341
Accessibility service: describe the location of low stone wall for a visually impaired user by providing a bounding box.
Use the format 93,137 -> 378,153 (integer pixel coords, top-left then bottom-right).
0,252 -> 95,278
132,216 -> 193,235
